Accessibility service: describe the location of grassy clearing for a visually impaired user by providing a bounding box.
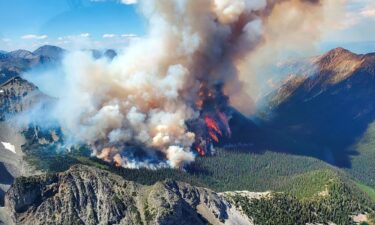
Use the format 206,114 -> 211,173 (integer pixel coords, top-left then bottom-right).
356,182 -> 375,202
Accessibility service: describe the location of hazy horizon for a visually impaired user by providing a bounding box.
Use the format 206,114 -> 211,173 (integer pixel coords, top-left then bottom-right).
1,0 -> 375,54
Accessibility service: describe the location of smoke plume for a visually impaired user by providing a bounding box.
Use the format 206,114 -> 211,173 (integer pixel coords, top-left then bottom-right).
26,0 -> 342,169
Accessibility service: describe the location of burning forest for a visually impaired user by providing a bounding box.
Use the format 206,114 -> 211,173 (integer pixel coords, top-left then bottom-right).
22,0 -> 343,169
189,82 -> 232,156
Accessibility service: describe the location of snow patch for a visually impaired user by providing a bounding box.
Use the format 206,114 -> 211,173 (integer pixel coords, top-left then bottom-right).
1,141 -> 16,154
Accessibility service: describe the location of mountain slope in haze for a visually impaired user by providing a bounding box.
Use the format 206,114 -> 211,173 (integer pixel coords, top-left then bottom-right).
7,50 -> 36,60
0,45 -> 65,85
0,77 -> 48,121
32,45 -> 65,61
0,45 -> 118,120
261,47 -> 375,167
0,45 -> 119,87
5,165 -> 253,225
8,45 -> 65,61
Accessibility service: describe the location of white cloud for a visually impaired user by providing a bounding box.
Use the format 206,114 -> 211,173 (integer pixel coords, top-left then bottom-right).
331,1 -> 375,31
121,34 -> 137,38
103,34 -> 117,38
322,0 -> 375,43
121,34 -> 139,43
55,33 -> 93,50
120,0 -> 138,4
361,7 -> 375,18
80,33 -> 91,38
58,33 -> 91,41
7,31 -> 137,51
90,0 -> 137,4
21,34 -> 48,40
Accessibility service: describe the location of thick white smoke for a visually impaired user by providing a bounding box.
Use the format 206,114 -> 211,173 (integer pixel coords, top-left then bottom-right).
26,0 -> 337,169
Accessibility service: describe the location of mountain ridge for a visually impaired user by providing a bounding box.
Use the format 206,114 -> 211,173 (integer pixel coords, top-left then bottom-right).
5,164 -> 253,225
261,47 -> 375,167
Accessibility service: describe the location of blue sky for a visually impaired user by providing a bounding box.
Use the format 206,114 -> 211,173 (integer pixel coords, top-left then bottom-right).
0,0 -> 375,53
320,0 -> 375,53
0,0 -> 144,50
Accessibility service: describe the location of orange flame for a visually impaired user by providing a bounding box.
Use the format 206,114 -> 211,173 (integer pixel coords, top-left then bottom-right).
205,115 -> 222,136
196,145 -> 205,156
209,131 -> 219,142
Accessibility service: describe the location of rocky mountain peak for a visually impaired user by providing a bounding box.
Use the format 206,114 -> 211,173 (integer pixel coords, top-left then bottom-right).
312,47 -> 364,84
33,45 -> 65,60
324,47 -> 352,56
7,50 -> 36,60
316,47 -> 360,66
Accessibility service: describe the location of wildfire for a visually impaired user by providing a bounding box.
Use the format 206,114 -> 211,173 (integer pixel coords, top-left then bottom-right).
196,145 -> 205,156
190,81 -> 233,156
97,147 -> 123,167
209,131 -> 219,142
205,115 -> 222,136
193,112 -> 231,156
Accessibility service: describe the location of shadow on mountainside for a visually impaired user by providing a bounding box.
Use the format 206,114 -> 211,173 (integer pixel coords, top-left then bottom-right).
0,163 -> 14,206
223,50 -> 375,168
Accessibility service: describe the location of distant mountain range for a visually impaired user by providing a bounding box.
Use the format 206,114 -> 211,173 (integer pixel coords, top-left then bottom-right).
0,45 -> 118,120
0,46 -> 62,120
0,45 -> 65,85
0,45 -> 117,86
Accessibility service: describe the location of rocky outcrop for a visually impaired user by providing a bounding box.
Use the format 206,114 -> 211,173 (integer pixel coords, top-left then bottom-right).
5,165 -> 252,225
0,121 -> 40,225
0,77 -> 48,120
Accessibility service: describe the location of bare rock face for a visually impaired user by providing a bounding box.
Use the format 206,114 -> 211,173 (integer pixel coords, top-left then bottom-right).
5,165 -> 252,225
0,121 -> 40,201
0,77 -> 47,120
